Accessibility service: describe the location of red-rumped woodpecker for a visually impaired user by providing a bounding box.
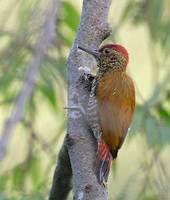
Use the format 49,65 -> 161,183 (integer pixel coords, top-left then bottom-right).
79,44 -> 135,185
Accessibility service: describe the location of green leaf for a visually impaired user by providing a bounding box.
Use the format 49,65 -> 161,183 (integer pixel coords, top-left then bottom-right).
58,30 -> 74,47
11,165 -> 26,189
0,74 -> 15,93
29,156 -> 41,188
159,126 -> 170,146
129,106 -> 144,137
44,58 -> 67,82
147,0 -> 163,40
0,175 -> 8,191
120,0 -> 146,25
145,116 -> 160,148
161,21 -> 170,55
57,1 -> 80,46
62,1 -> 80,32
157,105 -> 170,123
37,79 -> 57,109
139,195 -> 159,200
18,0 -> 39,30
120,0 -> 135,23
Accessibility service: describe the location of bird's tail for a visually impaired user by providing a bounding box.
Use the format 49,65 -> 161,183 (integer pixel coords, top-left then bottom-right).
96,140 -> 112,185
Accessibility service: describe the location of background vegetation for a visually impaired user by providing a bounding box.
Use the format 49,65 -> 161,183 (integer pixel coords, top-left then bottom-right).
0,0 -> 170,199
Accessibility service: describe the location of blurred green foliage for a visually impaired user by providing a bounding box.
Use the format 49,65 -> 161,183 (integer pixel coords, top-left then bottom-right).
0,0 -> 170,199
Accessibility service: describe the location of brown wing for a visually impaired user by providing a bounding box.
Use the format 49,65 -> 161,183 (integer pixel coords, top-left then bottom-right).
97,72 -> 135,151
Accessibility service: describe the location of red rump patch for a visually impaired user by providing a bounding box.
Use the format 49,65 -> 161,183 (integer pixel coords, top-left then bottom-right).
97,140 -> 112,185
98,140 -> 109,159
99,43 -> 129,63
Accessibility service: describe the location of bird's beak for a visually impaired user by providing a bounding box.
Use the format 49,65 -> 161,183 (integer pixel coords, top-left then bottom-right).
78,45 -> 101,58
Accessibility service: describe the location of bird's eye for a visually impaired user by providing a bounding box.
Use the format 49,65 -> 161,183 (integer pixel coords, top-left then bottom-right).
104,49 -> 110,54
110,56 -> 115,61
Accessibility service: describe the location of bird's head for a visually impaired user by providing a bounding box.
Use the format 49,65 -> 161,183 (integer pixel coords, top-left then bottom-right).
78,43 -> 129,72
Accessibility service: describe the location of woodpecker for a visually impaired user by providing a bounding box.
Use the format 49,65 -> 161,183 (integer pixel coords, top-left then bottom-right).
78,44 -> 135,185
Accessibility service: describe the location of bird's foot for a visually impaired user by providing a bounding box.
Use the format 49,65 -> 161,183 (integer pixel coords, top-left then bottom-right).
77,71 -> 95,92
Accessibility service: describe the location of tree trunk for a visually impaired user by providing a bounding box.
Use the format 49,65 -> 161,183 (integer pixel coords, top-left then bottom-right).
67,0 -> 112,199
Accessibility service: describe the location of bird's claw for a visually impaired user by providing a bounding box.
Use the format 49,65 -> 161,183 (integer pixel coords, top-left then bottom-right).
79,73 -> 94,82
78,73 -> 95,92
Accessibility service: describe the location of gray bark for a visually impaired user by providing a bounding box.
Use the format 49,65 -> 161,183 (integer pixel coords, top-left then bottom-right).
67,0 -> 112,199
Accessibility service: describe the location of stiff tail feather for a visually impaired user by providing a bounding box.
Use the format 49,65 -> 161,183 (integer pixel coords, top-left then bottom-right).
96,140 -> 112,185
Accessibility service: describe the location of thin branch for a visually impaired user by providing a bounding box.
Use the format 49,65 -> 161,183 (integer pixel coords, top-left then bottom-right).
0,0 -> 61,160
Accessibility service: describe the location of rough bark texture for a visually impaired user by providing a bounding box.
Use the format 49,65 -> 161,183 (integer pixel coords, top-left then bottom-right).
67,0 -> 112,199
